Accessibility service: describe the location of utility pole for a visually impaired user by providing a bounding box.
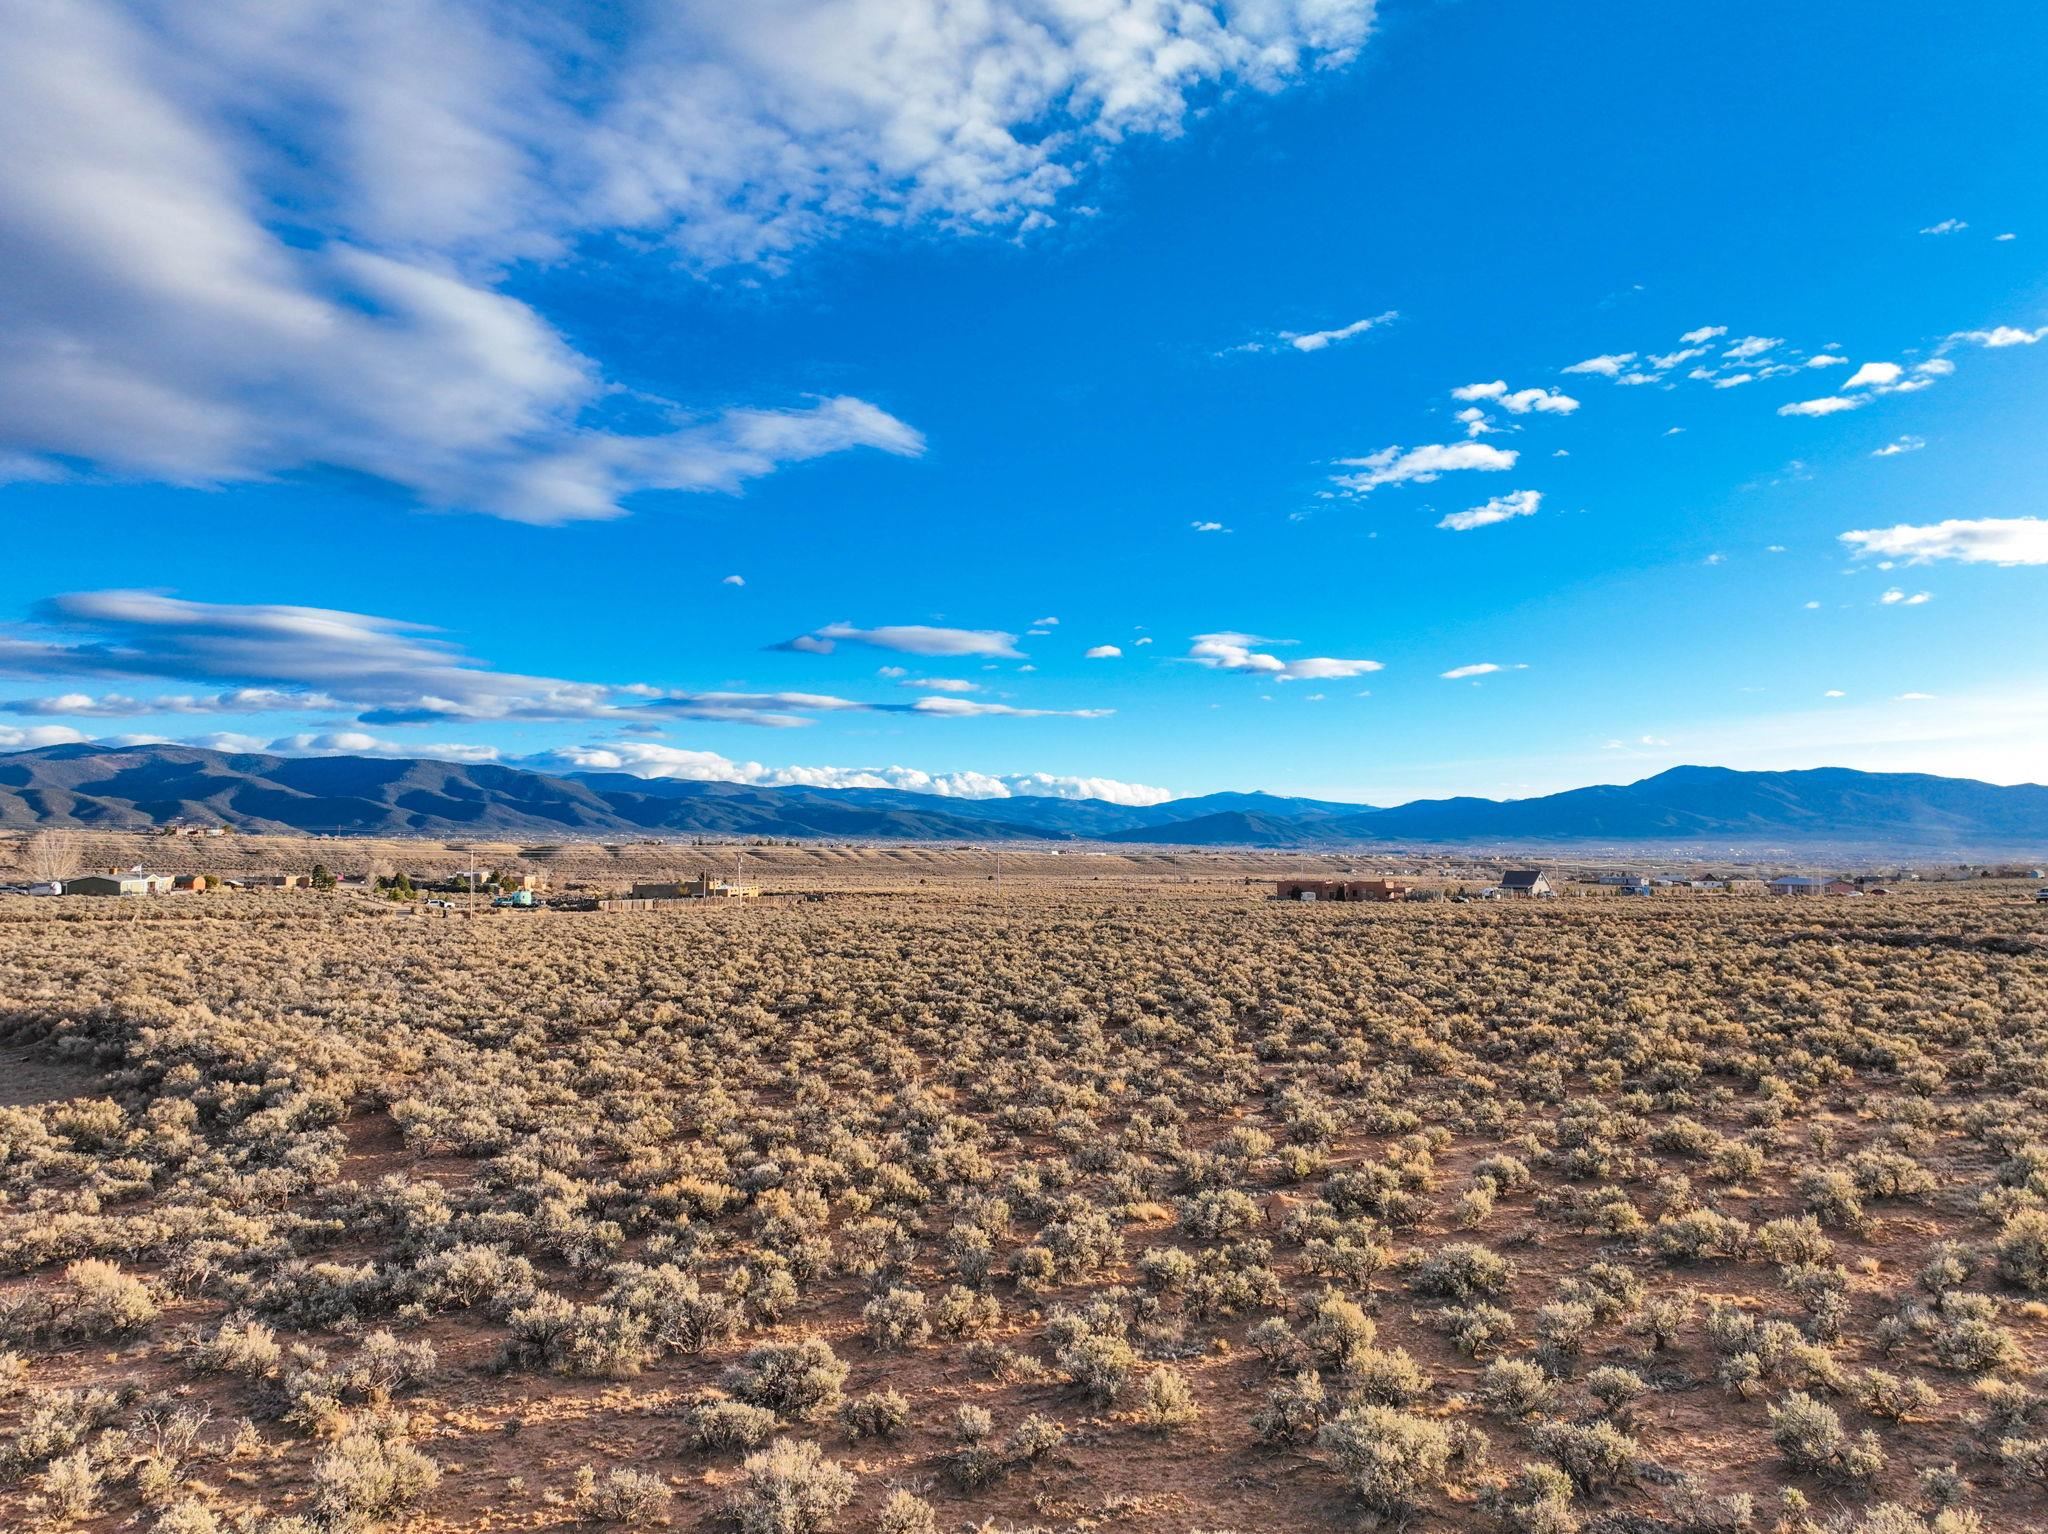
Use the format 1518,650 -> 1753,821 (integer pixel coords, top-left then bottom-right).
994,845 -> 1002,891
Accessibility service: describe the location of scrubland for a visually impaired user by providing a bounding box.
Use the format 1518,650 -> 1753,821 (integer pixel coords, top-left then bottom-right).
0,878 -> 2044,1534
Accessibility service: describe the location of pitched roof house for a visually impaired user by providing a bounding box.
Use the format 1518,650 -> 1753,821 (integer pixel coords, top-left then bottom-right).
1497,869 -> 1553,897
1766,875 -> 1827,896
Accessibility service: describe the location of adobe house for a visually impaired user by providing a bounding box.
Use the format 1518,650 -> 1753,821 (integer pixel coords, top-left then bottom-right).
1274,878 -> 1411,902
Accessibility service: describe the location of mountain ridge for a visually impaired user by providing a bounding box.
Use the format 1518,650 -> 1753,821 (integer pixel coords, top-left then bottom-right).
2,744 -> 2044,852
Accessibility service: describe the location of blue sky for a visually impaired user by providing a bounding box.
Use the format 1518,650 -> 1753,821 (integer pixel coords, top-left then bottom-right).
2,0 -> 2044,805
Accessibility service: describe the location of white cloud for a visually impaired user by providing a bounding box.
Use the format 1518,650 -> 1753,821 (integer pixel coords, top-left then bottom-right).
1186,632 -> 1381,682
0,589 -> 1095,731
1190,520 -> 1230,532
1878,588 -> 1931,606
1084,645 -> 1122,659
1778,395 -> 1866,417
1452,381 -> 1578,415
1872,435 -> 1925,457
1950,325 -> 2047,348
1842,361 -> 1903,390
1805,354 -> 1848,368
1840,517 -> 2048,566
1331,441 -> 1517,493
900,677 -> 977,693
1281,311 -> 1398,352
0,723 -> 93,750
1646,347 -> 1706,370
1722,335 -> 1781,360
722,575 -> 746,587
0,1 -> 1374,521
1441,662 -> 1521,680
909,696 -> 1109,719
268,730 -> 502,763
785,623 -> 1023,658
0,687 -> 347,718
535,742 -> 1172,805
1679,325 -> 1726,345
1438,489 -> 1542,532
1032,617 -> 1059,627
1919,219 -> 1968,235
0,589 -> 651,724
1824,690 -> 1845,698
1896,692 -> 1936,701
1562,352 -> 1636,377
0,0 -> 925,523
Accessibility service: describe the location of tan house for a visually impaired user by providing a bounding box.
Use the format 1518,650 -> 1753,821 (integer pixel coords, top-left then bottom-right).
1495,869 -> 1554,898
630,874 -> 760,901
1276,878 -> 1411,902
65,871 -> 174,897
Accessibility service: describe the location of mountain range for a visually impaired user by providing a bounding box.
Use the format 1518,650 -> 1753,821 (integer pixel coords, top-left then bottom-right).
2,744 -> 2045,852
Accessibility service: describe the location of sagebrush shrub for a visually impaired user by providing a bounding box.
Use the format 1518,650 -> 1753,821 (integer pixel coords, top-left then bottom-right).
727,1439 -> 855,1534
1318,1405 -> 1455,1514
310,1415 -> 440,1531
722,1337 -> 848,1420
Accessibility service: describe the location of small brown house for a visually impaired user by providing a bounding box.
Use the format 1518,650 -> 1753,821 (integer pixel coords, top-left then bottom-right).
1275,878 -> 1411,902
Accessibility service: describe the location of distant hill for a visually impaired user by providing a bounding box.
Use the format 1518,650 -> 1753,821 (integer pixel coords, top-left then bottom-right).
1,745 -> 2043,851
1323,766 -> 2048,847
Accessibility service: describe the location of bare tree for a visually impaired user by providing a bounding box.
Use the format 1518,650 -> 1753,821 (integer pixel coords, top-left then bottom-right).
24,829 -> 82,883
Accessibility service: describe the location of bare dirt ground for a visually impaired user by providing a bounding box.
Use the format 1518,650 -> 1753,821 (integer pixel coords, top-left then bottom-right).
0,1047 -> 103,1110
0,862 -> 2043,1534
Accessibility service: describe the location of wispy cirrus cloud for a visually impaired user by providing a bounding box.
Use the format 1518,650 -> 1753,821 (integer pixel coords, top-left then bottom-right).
0,591 -> 1102,732
1777,395 -> 1865,417
1949,324 -> 2047,348
0,1 -> 1373,522
1330,442 -> 1517,494
774,623 -> 1023,658
1438,489 -> 1542,532
909,696 -> 1110,719
1562,352 -> 1636,377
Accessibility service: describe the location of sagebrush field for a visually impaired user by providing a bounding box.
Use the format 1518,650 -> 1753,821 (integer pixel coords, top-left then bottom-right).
2,878 -> 2045,1534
